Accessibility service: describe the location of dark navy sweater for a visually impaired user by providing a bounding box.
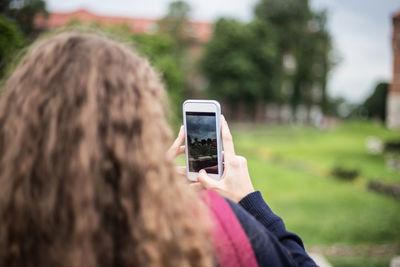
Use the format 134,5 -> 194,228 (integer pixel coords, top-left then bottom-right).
227,191 -> 317,267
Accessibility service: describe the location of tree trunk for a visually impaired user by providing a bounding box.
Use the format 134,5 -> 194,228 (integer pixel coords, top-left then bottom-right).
291,79 -> 301,122
255,101 -> 265,122
233,102 -> 245,122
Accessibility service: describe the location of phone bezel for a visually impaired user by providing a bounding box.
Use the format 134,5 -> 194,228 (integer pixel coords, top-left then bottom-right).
183,100 -> 222,181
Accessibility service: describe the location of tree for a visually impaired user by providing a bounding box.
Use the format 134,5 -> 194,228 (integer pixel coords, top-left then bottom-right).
255,0 -> 310,119
254,0 -> 334,120
255,0 -> 311,52
1,0 -> 47,36
157,0 -> 193,53
363,82 -> 389,122
201,18 -> 277,120
0,1 -> 11,13
132,33 -> 185,108
0,15 -> 24,79
310,10 -> 334,114
158,1 -> 202,98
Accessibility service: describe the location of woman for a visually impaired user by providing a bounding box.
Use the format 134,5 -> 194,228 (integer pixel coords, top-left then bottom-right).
0,32 -> 316,267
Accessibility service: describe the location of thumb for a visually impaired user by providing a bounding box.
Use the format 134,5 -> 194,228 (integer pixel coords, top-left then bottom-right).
197,169 -> 218,190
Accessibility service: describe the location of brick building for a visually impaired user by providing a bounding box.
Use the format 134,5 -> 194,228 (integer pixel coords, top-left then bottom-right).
34,9 -> 212,43
387,10 -> 400,129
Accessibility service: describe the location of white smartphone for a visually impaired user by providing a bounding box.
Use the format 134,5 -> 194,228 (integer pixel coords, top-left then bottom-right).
183,100 -> 223,181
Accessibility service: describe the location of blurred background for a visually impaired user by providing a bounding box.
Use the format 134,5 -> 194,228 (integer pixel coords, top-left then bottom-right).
1,0 -> 400,266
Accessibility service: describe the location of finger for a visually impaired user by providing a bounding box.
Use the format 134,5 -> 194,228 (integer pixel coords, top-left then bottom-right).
176,166 -> 186,176
167,126 -> 185,158
221,115 -> 235,160
177,145 -> 185,155
171,126 -> 185,150
175,166 -> 189,184
197,169 -> 219,190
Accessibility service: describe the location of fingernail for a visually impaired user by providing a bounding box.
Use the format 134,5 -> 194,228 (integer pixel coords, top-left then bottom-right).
199,169 -> 206,174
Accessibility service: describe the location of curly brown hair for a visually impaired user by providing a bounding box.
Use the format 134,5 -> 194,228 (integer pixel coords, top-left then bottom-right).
0,32 -> 213,267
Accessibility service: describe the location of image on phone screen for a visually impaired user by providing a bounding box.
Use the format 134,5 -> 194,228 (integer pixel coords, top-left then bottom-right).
186,112 -> 218,174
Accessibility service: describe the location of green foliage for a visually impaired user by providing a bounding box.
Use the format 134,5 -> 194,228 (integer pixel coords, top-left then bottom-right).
324,96 -> 349,117
310,10 -> 334,113
132,33 -> 185,113
157,0 -> 193,50
363,82 -> 389,122
0,0 -> 46,80
255,0 -> 311,25
202,0 -> 335,119
188,142 -> 217,158
290,13 -> 332,113
201,18 -> 277,106
0,15 -> 24,78
157,0 -> 201,99
255,0 -> 334,116
255,0 -> 311,50
330,165 -> 359,181
0,1 -> 10,13
2,0 -> 47,36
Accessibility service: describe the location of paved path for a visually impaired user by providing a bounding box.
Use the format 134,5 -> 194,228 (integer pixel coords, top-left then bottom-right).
309,253 -> 332,267
308,245 -> 400,257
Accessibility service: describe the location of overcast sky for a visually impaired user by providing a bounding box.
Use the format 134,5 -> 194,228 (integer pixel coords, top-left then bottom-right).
47,0 -> 400,103
186,114 -> 216,140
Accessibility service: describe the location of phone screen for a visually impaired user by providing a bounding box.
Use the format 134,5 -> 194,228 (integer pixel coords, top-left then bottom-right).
186,112 -> 218,174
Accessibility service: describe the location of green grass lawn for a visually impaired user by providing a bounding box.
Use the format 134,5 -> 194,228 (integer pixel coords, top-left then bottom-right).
233,120 -> 400,183
326,255 -> 391,267
176,120 -> 400,265
231,120 -> 400,266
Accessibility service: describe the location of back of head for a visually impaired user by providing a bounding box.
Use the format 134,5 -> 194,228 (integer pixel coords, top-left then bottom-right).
0,32 -> 212,267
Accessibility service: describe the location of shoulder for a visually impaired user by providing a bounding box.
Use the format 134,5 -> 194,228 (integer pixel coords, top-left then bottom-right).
200,190 -> 258,267
200,190 -> 297,267
225,197 -> 298,266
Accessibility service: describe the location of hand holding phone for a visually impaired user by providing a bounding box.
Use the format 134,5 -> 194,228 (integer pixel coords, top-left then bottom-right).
197,115 -> 255,202
169,99 -> 255,202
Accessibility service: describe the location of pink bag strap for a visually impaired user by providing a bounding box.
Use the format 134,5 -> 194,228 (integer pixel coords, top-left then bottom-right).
200,190 -> 258,267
